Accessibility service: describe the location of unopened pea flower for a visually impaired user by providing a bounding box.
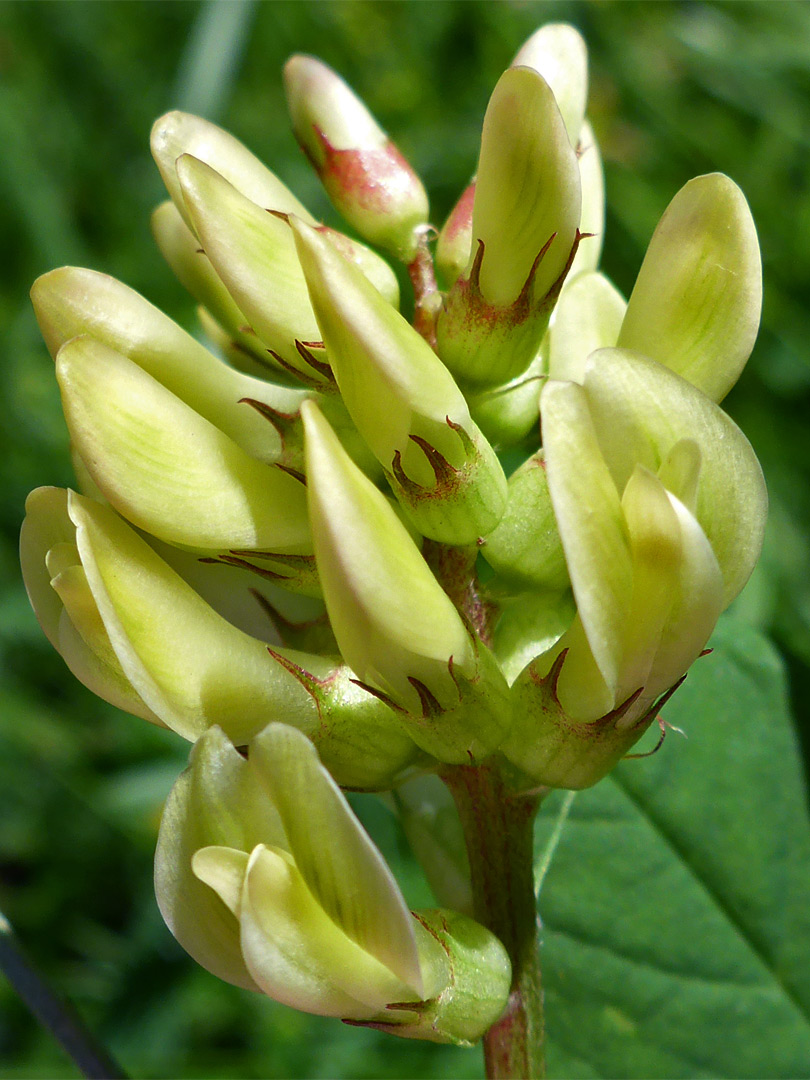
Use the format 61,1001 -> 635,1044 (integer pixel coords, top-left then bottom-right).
291,217 -> 508,545
301,397 -> 512,764
283,55 -> 430,262
156,722 -> 511,1043
499,348 -> 765,787
20,487 -> 418,789
436,64 -> 582,389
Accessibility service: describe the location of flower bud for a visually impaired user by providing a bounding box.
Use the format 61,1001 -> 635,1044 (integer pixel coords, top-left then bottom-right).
292,218 -> 507,544
471,67 -> 582,311
617,173 -> 762,402
481,451 -> 569,592
156,723 -> 510,1042
151,110 -> 315,235
20,487 -> 162,725
580,347 -> 767,605
284,55 -> 429,261
152,110 -> 401,297
151,196 -> 400,380
21,487 -> 311,742
548,270 -> 626,384
436,67 -> 582,388
139,214 -> 383,479
176,155 -> 330,384
505,460 -> 723,788
501,349 -> 767,786
55,335 -> 312,560
437,18 -> 593,296
150,200 -> 279,376
21,488 -> 416,786
511,22 -> 588,145
302,401 -> 510,761
301,398 -> 472,708
31,265 -> 308,464
436,181 -> 475,289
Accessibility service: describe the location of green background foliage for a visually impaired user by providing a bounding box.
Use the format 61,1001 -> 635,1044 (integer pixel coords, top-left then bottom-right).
1,1 -> 809,1076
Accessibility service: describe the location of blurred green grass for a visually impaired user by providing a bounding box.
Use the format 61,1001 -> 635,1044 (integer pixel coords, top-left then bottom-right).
1,1 -> 809,1076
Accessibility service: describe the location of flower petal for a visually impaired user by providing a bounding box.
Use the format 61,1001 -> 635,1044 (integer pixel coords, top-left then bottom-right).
150,200 -> 285,376
301,400 -> 474,712
68,491 -> 319,742
541,379 -> 632,694
151,109 -> 315,234
472,66 -> 581,307
250,723 -> 424,992
57,336 -> 311,554
617,173 -> 761,402
177,155 -> 324,377
154,727 -> 286,991
32,265 -> 308,463
20,487 -> 159,722
20,486 -> 78,648
582,347 -> 767,605
549,270 -> 625,384
511,22 -> 588,145
284,55 -> 429,260
239,845 -> 418,1017
568,120 -> 605,277
292,218 -> 506,543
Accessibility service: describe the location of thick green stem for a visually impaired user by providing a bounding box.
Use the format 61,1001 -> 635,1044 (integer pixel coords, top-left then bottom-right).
441,764 -> 545,1079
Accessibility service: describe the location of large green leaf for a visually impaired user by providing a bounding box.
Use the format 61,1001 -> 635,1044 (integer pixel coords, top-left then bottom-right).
536,616 -> 810,1078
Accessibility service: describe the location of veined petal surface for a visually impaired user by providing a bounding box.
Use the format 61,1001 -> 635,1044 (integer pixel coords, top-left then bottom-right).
57,336 -> 311,553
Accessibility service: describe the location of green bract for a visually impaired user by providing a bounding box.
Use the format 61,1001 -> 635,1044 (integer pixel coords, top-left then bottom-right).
20,18 -> 767,1047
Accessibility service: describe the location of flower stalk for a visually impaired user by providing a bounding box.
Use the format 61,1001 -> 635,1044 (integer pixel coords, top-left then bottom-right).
441,764 -> 545,1080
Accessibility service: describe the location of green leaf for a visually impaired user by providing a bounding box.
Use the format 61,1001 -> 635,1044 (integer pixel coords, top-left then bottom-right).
535,617 -> 810,1078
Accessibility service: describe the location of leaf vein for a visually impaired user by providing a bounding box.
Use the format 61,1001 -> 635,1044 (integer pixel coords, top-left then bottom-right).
609,773 -> 810,1028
